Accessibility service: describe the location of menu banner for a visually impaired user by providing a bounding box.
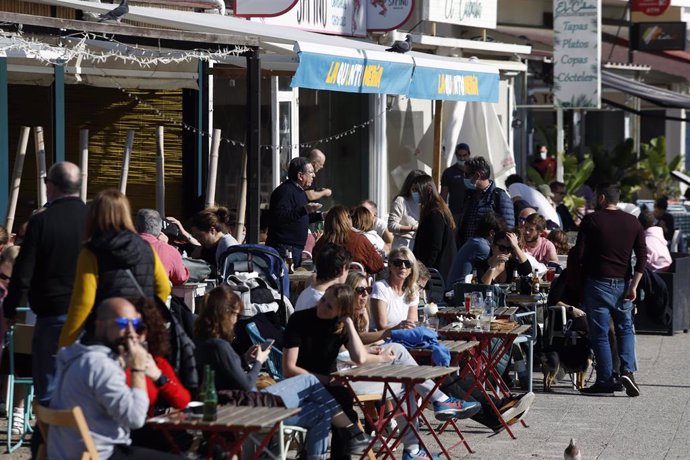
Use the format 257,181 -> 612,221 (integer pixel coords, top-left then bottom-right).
553,0 -> 601,109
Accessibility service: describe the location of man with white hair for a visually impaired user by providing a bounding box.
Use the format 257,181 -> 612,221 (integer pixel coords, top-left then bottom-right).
135,209 -> 189,286
305,149 -> 332,201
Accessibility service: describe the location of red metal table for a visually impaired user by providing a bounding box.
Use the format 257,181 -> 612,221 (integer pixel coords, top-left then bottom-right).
333,363 -> 465,459
438,323 -> 532,439
147,404 -> 300,459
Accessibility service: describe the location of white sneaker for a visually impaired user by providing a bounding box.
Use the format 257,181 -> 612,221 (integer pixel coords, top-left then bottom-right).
11,407 -> 25,436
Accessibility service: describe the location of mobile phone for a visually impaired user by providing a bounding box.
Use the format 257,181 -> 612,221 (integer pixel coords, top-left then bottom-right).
260,339 -> 275,351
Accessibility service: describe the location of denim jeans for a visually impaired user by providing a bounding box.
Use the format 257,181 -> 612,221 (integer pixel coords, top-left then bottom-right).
583,277 -> 637,386
32,314 -> 67,403
262,374 -> 340,460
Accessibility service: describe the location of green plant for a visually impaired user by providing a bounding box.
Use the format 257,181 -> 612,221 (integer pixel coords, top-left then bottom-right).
562,153 -> 594,212
635,137 -> 682,199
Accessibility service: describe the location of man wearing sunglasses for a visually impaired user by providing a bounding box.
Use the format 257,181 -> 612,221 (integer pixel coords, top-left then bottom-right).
49,297 -> 180,459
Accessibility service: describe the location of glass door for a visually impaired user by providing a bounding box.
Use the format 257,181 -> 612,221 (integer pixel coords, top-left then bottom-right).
271,76 -> 299,189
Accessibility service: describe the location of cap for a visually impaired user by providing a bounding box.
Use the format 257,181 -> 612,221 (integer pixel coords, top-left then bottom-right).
537,184 -> 554,198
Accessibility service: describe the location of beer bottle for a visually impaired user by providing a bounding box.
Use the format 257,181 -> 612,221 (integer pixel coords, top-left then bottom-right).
512,270 -> 520,293
203,369 -> 218,422
531,269 -> 540,294
471,269 -> 478,284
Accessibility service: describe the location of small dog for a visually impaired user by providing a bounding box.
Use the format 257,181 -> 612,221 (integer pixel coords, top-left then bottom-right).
540,350 -> 560,392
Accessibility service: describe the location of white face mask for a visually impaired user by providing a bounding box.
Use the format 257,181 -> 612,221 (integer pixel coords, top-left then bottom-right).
538,151 -> 547,161
456,159 -> 466,167
411,191 -> 421,204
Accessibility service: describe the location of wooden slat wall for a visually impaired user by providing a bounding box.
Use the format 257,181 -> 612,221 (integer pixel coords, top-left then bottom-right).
0,0 -> 75,18
7,84 -> 184,226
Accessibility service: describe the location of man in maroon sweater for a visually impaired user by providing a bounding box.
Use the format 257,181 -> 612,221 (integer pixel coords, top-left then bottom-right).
576,183 -> 646,397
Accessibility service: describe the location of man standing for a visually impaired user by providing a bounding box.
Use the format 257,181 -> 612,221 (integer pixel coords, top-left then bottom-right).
48,297 -> 179,459
267,157 -> 323,267
305,149 -> 332,201
576,183 -> 645,397
3,161 -> 87,404
294,243 -> 351,311
135,209 -> 189,286
457,157 -> 514,247
440,143 -> 471,225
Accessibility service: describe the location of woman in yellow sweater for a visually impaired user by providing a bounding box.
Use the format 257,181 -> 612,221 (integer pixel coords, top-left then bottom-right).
59,189 -> 171,347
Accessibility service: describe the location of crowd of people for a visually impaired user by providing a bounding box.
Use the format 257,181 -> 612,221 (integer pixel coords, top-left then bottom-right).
0,142 -> 677,459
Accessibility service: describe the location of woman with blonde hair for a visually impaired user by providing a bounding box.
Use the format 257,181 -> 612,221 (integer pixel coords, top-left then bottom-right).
313,205 -> 384,274
370,246 -> 419,331
59,189 -> 170,346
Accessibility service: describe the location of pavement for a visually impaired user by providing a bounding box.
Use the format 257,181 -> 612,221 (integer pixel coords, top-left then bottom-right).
1,332 -> 689,459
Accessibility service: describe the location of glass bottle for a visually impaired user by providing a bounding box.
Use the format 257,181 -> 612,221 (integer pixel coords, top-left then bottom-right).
203,369 -> 218,422
531,269 -> 540,294
471,269 -> 478,284
512,270 -> 520,293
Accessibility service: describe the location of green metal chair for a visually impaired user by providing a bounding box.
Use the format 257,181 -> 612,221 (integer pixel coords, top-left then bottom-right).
5,308 -> 35,453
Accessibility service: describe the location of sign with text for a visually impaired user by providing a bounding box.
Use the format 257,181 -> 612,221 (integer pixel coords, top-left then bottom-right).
367,0 -> 415,32
422,0 -> 497,29
631,0 -> 671,16
630,22 -> 687,50
255,0 -> 367,37
233,0 -> 297,17
553,0 -> 601,109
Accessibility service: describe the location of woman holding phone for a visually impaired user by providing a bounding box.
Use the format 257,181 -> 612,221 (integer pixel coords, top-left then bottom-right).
194,285 -> 371,459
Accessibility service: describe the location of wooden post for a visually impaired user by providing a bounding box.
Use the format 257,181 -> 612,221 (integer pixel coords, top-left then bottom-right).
432,100 -> 444,189
235,150 -> 248,242
156,126 -> 166,218
79,129 -> 89,201
5,126 -> 30,233
205,129 -> 221,208
34,126 -> 47,207
118,130 -> 135,195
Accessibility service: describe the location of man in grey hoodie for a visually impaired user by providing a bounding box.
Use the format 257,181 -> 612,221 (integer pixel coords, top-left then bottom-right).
48,297 -> 179,459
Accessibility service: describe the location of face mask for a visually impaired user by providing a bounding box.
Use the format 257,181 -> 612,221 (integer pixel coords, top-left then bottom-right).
456,159 -> 466,167
411,191 -> 421,204
538,151 -> 547,161
464,178 -> 477,190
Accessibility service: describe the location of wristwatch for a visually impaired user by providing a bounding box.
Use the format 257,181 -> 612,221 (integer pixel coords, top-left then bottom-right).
154,374 -> 170,387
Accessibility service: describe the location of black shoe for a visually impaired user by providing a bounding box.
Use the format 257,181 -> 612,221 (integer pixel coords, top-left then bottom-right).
580,383 -> 615,394
347,433 -> 373,455
620,372 -> 640,397
612,381 -> 624,392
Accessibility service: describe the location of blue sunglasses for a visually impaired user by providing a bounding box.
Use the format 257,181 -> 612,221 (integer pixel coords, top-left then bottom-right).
113,317 -> 143,331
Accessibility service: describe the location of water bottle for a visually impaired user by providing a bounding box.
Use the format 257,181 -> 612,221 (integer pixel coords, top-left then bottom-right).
481,291 -> 495,331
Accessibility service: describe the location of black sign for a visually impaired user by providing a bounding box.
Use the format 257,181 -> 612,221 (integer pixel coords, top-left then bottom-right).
630,22 -> 687,51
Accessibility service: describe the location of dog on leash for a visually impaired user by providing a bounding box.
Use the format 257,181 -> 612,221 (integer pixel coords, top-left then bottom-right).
541,306 -> 593,391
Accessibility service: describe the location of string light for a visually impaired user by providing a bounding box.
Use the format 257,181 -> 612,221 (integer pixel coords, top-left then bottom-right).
0,30 -> 250,67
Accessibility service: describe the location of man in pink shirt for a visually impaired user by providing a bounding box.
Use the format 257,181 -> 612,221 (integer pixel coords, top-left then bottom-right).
135,209 -> 189,286
523,213 -> 558,264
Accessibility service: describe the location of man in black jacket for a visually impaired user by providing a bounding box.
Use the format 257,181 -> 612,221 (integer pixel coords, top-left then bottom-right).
266,157 -> 322,267
3,161 -> 87,404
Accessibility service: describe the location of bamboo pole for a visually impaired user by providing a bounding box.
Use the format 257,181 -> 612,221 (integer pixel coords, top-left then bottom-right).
5,127 -> 30,234
235,149 -> 248,242
79,129 -> 89,201
156,126 -> 166,218
34,126 -> 47,207
205,129 -> 221,208
118,130 -> 135,195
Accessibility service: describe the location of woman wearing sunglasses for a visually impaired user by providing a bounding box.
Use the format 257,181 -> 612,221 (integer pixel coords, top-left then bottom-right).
370,247 -> 420,331
479,230 -> 532,285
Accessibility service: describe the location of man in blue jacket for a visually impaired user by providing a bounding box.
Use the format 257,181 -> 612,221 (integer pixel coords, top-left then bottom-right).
267,157 -> 323,267
457,157 -> 515,247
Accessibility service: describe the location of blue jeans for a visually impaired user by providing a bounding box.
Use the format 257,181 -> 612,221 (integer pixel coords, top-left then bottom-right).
583,278 -> 637,386
262,374 -> 340,460
32,314 -> 67,403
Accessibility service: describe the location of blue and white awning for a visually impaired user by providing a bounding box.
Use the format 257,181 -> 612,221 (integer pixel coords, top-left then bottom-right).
291,42 -> 414,96
292,42 -> 500,102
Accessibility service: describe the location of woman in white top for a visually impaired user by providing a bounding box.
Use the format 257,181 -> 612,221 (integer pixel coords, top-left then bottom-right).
388,170 -> 425,250
370,246 -> 420,331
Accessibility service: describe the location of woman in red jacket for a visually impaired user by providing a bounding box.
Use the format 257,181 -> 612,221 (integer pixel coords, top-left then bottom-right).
313,205 -> 384,274
127,299 -> 191,451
